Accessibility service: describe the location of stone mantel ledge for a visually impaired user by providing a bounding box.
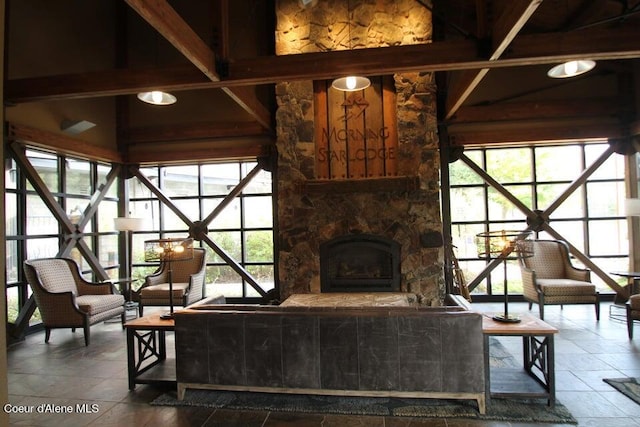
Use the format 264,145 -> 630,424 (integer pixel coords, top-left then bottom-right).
296,175 -> 421,194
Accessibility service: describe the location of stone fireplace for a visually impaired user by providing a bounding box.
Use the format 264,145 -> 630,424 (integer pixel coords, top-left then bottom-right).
274,0 -> 444,305
320,234 -> 401,293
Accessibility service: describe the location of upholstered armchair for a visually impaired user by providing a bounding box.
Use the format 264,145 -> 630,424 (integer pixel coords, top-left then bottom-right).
626,295 -> 640,338
136,247 -> 206,316
519,239 -> 600,320
23,258 -> 126,346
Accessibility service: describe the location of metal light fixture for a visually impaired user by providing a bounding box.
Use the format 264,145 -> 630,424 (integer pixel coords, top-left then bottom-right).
625,198 -> 640,216
144,237 -> 194,319
331,0 -> 370,92
137,90 -> 177,105
114,217 -> 145,281
331,76 -> 371,91
476,230 -> 534,323
547,60 -> 596,78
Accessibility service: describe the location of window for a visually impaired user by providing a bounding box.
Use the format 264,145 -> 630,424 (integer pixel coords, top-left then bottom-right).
127,161 -> 275,301
450,142 -> 627,298
5,148 -> 119,325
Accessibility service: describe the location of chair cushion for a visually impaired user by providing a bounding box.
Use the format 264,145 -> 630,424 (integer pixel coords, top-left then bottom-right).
31,259 -> 78,295
525,241 -> 566,279
140,282 -> 189,299
537,279 -> 596,296
76,294 -> 124,316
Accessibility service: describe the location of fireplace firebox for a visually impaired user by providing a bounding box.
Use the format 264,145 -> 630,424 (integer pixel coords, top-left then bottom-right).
320,234 -> 401,292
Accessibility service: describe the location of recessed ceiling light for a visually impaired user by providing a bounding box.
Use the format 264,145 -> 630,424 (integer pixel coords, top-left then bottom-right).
60,119 -> 96,134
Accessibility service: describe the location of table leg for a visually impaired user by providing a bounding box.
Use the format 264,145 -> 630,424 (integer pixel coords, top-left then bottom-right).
127,328 -> 135,390
483,334 -> 491,406
547,336 -> 556,407
126,329 -> 169,390
523,334 -> 555,407
159,330 -> 166,361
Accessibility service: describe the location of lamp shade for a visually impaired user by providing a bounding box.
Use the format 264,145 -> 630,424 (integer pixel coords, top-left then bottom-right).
137,90 -> 177,105
114,217 -> 145,232
144,238 -> 194,262
476,230 -> 533,259
332,76 -> 371,91
625,198 -> 640,216
547,60 -> 596,78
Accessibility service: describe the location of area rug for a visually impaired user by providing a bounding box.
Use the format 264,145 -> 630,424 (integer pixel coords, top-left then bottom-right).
152,338 -> 576,424
603,377 -> 640,405
151,389 -> 576,423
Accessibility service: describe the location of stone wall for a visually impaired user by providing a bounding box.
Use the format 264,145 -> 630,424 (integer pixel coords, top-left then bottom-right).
275,0 -> 444,304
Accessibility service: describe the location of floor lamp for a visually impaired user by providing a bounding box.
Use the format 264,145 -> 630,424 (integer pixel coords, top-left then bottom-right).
476,230 -> 533,323
113,217 -> 144,300
144,237 -> 194,320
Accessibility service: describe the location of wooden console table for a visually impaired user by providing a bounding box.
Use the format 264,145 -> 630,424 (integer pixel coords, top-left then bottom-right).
482,313 -> 558,407
125,314 -> 175,390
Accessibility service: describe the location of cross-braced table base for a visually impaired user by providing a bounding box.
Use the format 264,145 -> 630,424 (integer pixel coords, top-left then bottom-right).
125,314 -> 175,390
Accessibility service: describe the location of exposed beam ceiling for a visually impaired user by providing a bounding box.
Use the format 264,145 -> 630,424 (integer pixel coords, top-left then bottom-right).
444,0 -> 543,119
124,0 -> 271,129
6,26 -> 640,105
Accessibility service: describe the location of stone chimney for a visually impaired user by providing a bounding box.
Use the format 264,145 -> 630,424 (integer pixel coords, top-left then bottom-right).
274,0 -> 444,305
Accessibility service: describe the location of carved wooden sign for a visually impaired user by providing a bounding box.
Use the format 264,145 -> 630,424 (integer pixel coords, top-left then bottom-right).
314,76 -> 398,180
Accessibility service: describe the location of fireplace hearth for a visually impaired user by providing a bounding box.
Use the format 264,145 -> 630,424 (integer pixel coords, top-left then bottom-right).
320,234 -> 401,292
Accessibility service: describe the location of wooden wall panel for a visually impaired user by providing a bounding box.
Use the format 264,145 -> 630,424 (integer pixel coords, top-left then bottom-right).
346,90 -> 367,179
313,80 -> 330,180
314,77 -> 398,180
327,84 -> 348,180
382,76 -> 398,176
364,78 -> 385,177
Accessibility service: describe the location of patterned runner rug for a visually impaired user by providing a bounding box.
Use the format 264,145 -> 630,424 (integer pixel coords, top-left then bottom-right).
152,389 -> 576,423
152,339 -> 576,423
603,377 -> 640,405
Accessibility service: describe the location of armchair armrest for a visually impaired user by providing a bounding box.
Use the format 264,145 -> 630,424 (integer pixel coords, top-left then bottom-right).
566,266 -> 590,282
142,267 -> 168,288
34,290 -> 86,325
185,268 -> 206,298
76,281 -> 117,296
519,264 -> 541,300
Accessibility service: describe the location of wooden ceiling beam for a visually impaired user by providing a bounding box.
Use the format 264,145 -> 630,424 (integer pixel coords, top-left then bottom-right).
444,0 -> 543,120
126,142 -> 271,165
212,0 -> 230,60
123,120 -> 269,144
448,119 -> 624,146
7,123 -> 122,163
449,97 -> 630,123
6,26 -> 640,104
125,0 -> 218,81
124,0 -> 271,130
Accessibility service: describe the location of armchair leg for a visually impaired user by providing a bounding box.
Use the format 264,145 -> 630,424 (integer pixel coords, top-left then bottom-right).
627,305 -> 633,339
45,328 -> 51,343
139,304 -> 144,317
83,324 -> 90,346
528,302 -> 533,310
121,311 -> 126,329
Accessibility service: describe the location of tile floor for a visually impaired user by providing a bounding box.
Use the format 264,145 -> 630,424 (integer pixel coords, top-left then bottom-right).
5,301 -> 640,426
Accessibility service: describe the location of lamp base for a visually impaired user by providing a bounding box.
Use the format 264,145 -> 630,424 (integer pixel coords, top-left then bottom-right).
160,312 -> 174,320
492,313 -> 521,323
